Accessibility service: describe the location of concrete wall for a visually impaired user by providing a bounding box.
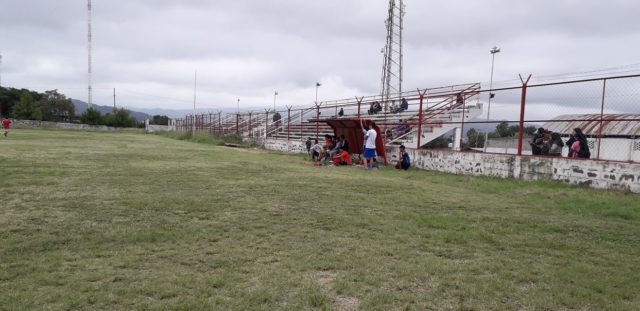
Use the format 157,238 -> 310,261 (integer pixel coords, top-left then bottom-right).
13,119 -> 131,131
262,137 -> 640,193
264,138 -> 307,154
145,124 -> 175,133
386,146 -> 640,193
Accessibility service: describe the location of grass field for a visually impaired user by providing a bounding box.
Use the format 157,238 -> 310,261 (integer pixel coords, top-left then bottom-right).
1,129 -> 639,310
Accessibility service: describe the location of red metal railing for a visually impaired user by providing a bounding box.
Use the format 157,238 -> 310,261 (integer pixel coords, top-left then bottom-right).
174,74 -> 640,163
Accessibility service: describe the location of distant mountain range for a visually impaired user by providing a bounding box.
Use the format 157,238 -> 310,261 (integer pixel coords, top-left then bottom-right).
71,99 -> 151,122
71,99 -> 233,120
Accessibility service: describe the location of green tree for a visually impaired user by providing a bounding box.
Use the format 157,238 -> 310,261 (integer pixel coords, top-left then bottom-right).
11,91 -> 43,120
465,128 -> 485,149
151,115 -> 170,125
80,107 -> 103,125
39,90 -> 75,122
104,109 -> 137,128
495,121 -> 512,137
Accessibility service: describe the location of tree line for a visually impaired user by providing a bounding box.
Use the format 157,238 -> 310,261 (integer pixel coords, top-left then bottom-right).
1,86 -> 141,128
1,87 -> 75,122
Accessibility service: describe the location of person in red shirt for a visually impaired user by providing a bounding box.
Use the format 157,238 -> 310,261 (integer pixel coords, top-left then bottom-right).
2,117 -> 12,137
332,148 -> 352,166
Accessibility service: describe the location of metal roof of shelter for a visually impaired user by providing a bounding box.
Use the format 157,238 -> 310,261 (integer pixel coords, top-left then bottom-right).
542,114 -> 640,137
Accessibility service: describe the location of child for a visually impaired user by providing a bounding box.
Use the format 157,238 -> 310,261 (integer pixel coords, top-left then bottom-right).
2,117 -> 12,137
395,145 -> 410,170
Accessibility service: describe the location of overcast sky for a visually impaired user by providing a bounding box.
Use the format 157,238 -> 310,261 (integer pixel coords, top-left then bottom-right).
1,0 -> 640,115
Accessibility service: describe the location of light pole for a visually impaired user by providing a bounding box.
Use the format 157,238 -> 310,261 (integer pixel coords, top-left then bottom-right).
237,98 -> 240,113
192,69 -> 197,134
273,91 -> 278,111
315,82 -> 321,105
483,46 -> 500,152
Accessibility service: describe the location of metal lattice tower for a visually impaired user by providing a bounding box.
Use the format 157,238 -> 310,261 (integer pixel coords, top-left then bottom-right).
380,0 -> 405,102
87,0 -> 93,107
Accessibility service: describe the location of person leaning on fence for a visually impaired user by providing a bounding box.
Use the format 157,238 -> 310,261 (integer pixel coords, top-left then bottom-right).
548,132 -> 565,156
567,128 -> 591,159
360,119 -> 378,169
530,127 -> 546,155
395,145 -> 411,170
272,111 -> 282,128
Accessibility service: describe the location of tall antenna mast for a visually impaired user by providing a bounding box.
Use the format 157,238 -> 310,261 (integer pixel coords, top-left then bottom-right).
380,0 -> 405,103
87,0 -> 93,107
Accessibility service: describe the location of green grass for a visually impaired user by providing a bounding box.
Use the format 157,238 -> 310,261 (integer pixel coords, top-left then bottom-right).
1,129 -> 639,310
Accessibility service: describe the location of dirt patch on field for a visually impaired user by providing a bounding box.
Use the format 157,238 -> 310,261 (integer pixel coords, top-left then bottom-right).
316,271 -> 360,311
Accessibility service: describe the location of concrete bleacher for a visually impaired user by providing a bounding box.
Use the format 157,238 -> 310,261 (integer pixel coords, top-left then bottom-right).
178,82 -> 482,149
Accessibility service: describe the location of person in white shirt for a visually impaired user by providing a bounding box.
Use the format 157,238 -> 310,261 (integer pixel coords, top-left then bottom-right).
359,119 -> 378,169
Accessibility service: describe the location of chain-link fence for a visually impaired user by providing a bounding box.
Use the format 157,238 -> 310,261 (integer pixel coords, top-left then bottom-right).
175,74 -> 640,163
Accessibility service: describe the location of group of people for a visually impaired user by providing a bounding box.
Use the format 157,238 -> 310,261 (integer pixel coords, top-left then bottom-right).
306,119 -> 411,170
307,134 -> 352,166
530,127 -> 591,159
368,98 -> 409,115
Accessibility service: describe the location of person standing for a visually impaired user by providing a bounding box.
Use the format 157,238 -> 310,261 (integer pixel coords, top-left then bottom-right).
360,119 -> 377,169
2,117 -> 12,137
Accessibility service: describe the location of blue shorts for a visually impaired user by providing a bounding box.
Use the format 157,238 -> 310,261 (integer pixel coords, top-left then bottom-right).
363,148 -> 377,158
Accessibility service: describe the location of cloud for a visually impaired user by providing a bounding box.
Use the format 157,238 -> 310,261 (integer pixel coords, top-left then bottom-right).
1,0 -> 640,116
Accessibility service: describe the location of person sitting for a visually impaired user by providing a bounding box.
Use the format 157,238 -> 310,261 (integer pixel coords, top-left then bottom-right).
368,101 -> 382,115
455,93 -> 463,107
309,139 -> 324,162
328,136 -> 343,160
323,134 -> 333,149
338,108 -> 344,117
399,98 -> 408,112
548,132 -> 564,156
332,147 -> 353,166
566,128 -> 591,159
340,135 -> 349,152
390,100 -> 399,113
395,145 -> 411,170
392,120 -> 409,137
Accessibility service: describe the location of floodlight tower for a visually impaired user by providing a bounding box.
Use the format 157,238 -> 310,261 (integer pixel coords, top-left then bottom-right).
87,0 -> 93,107
380,0 -> 405,103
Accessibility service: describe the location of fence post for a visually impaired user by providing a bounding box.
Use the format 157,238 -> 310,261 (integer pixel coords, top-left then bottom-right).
459,92 -> 467,151
416,89 -> 427,148
236,113 -> 239,134
209,113 -> 212,136
315,104 -> 320,141
356,96 -> 363,118
300,109 -> 303,139
287,106 -> 292,141
249,112 -> 253,138
517,74 -> 532,156
596,79 -> 607,160
265,110 -> 270,141
218,112 -> 222,135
